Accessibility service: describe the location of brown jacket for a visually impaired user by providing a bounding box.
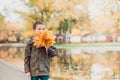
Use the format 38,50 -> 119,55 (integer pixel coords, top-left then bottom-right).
24,37 -> 57,76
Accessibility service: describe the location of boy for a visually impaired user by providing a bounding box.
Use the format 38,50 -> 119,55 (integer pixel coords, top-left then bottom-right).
24,21 -> 57,80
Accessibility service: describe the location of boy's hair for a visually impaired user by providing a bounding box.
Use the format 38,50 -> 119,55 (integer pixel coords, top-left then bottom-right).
33,21 -> 44,29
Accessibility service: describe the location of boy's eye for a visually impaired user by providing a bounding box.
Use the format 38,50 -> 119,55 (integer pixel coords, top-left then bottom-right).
38,28 -> 45,30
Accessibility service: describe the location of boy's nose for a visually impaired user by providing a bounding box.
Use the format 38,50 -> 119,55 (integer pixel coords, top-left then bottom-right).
38,30 -> 44,33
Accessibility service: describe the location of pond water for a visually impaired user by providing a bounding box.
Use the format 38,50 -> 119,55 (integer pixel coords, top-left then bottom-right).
0,46 -> 120,80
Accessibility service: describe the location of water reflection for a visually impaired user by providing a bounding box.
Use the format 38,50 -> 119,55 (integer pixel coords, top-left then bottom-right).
0,46 -> 120,80
0,46 -> 24,67
51,48 -> 120,80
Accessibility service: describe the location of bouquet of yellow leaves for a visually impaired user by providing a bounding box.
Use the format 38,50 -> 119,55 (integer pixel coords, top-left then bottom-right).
33,30 -> 56,48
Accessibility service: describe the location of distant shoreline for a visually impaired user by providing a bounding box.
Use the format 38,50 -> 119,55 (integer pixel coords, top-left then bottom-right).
0,42 -> 120,48
55,42 -> 120,48
0,43 -> 26,47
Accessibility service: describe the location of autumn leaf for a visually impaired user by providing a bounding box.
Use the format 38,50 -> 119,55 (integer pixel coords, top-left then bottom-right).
33,30 -> 56,48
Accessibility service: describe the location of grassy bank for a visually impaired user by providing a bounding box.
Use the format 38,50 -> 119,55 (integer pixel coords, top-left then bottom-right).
0,42 -> 120,48
54,42 -> 120,48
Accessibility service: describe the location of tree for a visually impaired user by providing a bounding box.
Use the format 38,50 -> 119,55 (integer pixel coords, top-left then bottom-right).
58,18 -> 77,34
0,14 -> 5,30
0,14 -> 8,33
19,0 -> 61,28
17,0 -> 94,40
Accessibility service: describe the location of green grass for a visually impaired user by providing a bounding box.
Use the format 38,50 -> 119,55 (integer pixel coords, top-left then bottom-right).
54,42 -> 120,48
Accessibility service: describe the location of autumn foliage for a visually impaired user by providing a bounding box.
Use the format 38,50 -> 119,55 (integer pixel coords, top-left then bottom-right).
33,30 -> 56,48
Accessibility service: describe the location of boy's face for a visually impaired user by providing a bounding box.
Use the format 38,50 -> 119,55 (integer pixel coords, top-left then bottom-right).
34,24 -> 45,33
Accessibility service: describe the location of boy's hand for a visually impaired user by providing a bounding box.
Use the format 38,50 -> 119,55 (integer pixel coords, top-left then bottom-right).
45,46 -> 49,54
26,72 -> 31,77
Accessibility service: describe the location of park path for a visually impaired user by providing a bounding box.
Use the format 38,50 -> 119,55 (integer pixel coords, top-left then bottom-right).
0,59 -> 29,80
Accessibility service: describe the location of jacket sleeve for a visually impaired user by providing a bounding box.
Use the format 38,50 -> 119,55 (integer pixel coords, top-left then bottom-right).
24,44 -> 32,73
48,46 -> 57,57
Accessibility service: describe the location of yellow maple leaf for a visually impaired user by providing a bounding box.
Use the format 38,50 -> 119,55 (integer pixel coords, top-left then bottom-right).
33,29 -> 56,48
